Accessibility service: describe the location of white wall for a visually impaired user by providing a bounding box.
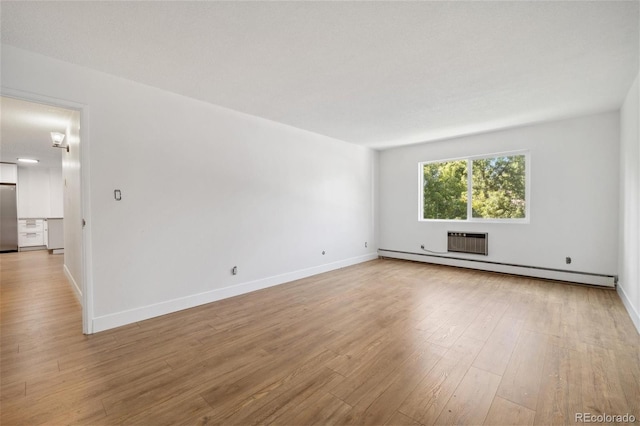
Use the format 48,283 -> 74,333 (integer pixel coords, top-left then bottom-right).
63,111 -> 83,300
379,112 -> 620,279
1,45 -> 378,332
619,72 -> 640,332
49,169 -> 63,217
17,165 -> 63,218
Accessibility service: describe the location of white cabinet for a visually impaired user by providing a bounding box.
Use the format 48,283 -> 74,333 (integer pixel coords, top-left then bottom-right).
0,163 -> 18,184
43,220 -> 49,248
18,219 -> 45,248
46,219 -> 64,250
18,219 -> 43,233
16,167 -> 63,219
19,232 -> 44,247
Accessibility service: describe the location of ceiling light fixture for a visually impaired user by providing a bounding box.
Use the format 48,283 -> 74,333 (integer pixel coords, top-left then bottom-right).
51,131 -> 68,152
17,158 -> 39,164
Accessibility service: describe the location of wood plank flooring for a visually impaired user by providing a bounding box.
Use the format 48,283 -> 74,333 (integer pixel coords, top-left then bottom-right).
1,251 -> 639,425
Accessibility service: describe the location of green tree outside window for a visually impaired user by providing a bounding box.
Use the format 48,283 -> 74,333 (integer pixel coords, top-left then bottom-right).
423,160 -> 467,220
422,154 -> 527,220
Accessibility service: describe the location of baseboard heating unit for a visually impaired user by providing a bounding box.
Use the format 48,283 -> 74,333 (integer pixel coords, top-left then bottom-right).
377,248 -> 617,288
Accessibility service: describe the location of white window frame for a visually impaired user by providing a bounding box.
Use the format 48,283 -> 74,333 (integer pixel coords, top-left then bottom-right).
418,150 -> 530,223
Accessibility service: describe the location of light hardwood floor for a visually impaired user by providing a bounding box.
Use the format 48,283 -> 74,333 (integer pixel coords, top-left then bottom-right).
1,251 -> 639,425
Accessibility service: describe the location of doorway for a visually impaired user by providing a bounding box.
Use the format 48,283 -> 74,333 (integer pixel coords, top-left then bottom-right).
0,92 -> 92,334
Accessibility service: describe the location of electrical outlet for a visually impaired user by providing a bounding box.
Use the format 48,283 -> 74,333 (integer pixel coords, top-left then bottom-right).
365,242 -> 368,248
565,257 -> 572,264
232,266 -> 238,275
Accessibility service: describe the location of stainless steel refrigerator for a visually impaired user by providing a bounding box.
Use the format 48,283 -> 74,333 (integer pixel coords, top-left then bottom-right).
0,183 -> 18,252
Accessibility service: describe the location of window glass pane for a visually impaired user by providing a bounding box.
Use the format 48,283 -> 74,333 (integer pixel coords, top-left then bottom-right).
423,160 -> 468,220
471,155 -> 526,219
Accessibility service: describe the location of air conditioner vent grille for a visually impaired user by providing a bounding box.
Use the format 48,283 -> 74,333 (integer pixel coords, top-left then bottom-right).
447,232 -> 488,255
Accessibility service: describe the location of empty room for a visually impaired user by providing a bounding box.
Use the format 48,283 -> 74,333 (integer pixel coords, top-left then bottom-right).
1,1 -> 639,425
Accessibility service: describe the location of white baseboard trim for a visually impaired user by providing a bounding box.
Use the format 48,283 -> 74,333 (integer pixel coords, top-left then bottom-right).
91,253 -> 378,333
379,250 -> 616,288
19,246 -> 47,252
617,284 -> 640,334
63,264 -> 83,305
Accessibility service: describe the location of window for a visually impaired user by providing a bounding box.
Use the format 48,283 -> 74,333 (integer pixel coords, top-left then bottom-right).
420,152 -> 528,221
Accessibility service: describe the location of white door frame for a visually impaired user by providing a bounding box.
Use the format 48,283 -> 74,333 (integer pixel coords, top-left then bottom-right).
1,87 -> 94,334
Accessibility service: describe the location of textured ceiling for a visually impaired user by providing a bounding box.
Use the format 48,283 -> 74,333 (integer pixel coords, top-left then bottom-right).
1,1 -> 638,149
0,96 -> 73,168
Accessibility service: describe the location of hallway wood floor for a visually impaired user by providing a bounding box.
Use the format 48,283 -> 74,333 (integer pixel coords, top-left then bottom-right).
1,251 -> 639,425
